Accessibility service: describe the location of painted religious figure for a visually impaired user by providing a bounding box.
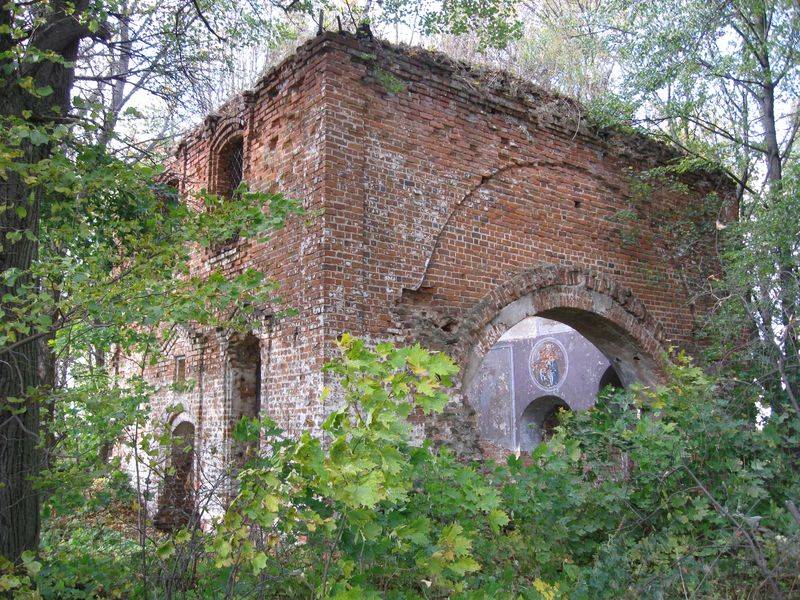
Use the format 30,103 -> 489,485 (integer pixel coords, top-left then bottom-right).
529,338 -> 568,390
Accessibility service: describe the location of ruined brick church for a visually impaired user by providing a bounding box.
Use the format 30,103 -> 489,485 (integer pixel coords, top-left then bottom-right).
126,31 -> 733,523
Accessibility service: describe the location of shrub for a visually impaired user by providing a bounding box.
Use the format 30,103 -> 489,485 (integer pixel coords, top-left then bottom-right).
30,342 -> 800,598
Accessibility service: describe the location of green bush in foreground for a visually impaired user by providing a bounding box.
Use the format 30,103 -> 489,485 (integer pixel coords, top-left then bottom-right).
8,339 -> 799,598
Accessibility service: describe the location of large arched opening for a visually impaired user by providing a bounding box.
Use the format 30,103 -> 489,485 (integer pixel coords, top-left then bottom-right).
456,267 -> 665,453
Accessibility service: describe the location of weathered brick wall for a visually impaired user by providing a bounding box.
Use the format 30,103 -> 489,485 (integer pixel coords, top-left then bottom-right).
120,40 -> 332,515
123,31 -> 733,512
315,33 -> 732,453
319,35 -> 730,348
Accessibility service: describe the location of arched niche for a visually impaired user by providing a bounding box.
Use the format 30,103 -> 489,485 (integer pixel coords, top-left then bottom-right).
206,114 -> 246,199
225,333 -> 262,460
214,135 -> 244,198
518,395 -> 571,451
155,420 -> 196,531
598,365 -> 624,394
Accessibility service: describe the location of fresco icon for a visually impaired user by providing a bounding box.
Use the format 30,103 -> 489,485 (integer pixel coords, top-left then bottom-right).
529,338 -> 568,390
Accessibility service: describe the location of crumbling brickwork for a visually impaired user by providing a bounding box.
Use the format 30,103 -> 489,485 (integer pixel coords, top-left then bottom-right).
123,31 -> 733,512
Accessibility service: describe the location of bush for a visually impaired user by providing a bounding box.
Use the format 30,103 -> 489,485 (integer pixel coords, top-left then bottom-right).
27,342 -> 800,598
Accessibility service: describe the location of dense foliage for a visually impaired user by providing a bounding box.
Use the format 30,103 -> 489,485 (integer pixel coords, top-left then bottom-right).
3,341 -> 798,598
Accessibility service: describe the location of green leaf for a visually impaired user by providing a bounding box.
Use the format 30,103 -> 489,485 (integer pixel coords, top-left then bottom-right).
20,550 -> 41,576
447,556 -> 480,576
347,472 -> 382,507
156,540 -> 175,559
174,528 -> 191,544
28,130 -> 49,145
252,551 -> 268,574
487,508 -> 510,532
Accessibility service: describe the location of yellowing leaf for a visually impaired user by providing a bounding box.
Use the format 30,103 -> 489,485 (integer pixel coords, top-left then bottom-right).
447,556 -> 480,576
533,578 -> 559,600
156,541 -> 175,560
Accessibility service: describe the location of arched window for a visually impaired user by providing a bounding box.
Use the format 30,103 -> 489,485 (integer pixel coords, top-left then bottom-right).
216,137 -> 244,199
155,421 -> 195,531
518,395 -> 571,451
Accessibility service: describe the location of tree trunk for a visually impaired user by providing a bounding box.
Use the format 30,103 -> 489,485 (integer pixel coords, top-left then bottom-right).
760,84 -> 783,187
0,123 -> 46,564
752,5 -> 797,422
0,0 -> 90,563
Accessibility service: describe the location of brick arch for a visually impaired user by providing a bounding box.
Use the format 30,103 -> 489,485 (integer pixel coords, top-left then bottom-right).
165,410 -> 195,431
155,418 -> 197,531
206,114 -> 245,155
411,157 -> 624,292
153,396 -> 196,436
456,265 -> 667,392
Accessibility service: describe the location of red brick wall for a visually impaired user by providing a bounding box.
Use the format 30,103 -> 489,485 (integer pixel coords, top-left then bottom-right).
124,32 -> 732,499
319,34 -> 730,350
120,40 -> 332,512
316,33 -> 731,453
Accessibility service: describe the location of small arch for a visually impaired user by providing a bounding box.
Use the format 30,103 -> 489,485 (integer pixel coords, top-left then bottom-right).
598,365 -> 623,394
518,395 -> 571,451
155,420 -> 196,531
